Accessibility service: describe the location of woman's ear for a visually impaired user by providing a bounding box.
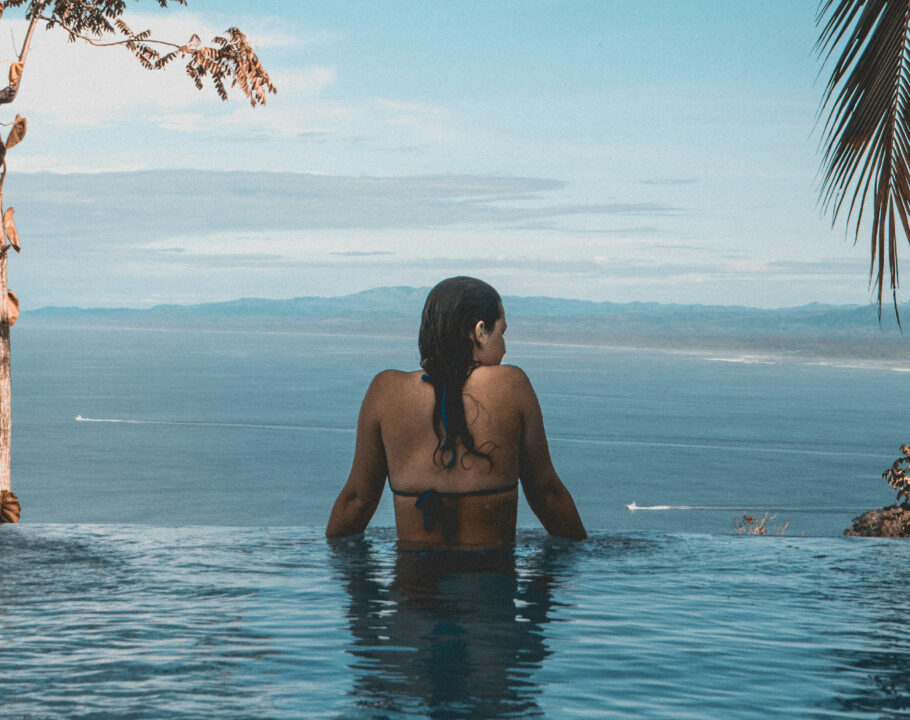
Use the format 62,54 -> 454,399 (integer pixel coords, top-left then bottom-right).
472,319 -> 486,347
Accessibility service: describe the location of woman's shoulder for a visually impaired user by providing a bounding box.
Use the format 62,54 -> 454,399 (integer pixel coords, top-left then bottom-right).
469,364 -> 534,394
366,369 -> 424,394
474,363 -> 530,379
361,370 -> 424,414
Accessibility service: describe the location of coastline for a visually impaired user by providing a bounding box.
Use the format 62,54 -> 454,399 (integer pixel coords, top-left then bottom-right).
20,312 -> 910,372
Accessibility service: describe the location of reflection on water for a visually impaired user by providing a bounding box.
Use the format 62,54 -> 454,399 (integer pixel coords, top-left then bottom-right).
821,548 -> 910,718
0,526 -> 289,719
330,535 -> 583,719
6,527 -> 910,718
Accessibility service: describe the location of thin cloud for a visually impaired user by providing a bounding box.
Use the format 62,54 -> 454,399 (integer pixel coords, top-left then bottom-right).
585,225 -> 663,235
11,12 -> 465,158
764,258 -> 866,276
147,252 -> 290,269
330,251 -> 395,256
343,255 -> 866,284
10,170 -> 600,239
519,203 -> 673,218
641,179 -> 699,186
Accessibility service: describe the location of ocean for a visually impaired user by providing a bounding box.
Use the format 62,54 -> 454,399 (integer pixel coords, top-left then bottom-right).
2,324 -> 908,718
9,325 -> 902,534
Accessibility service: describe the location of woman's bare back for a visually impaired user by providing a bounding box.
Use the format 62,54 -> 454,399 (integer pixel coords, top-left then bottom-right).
377,365 -> 524,548
327,363 -> 586,549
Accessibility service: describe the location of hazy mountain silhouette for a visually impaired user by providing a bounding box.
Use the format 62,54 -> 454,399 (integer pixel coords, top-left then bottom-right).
25,286 -> 905,339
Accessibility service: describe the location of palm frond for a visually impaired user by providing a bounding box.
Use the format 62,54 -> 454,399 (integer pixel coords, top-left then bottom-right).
817,0 -> 910,321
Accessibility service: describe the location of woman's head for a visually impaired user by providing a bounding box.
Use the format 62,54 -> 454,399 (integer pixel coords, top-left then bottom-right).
419,276 -> 504,378
418,277 -> 504,470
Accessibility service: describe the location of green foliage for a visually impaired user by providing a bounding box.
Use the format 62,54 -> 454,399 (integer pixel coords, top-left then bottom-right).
883,444 -> 910,504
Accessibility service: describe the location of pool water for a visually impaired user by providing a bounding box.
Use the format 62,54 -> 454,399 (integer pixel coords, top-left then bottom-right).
2,524 -> 909,719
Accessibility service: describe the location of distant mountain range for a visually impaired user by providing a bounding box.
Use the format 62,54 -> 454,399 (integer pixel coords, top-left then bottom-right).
24,286 -> 907,339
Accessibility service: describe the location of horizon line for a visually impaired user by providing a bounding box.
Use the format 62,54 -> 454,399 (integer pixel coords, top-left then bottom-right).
17,285 -> 883,315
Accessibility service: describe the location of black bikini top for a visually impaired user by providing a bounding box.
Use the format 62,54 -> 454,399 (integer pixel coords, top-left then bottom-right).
389,482 -> 519,532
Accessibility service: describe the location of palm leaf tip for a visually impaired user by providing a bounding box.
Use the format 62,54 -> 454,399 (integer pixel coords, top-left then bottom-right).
816,0 -> 910,323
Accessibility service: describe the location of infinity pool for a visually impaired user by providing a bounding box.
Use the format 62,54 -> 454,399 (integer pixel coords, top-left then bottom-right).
2,525 -> 908,719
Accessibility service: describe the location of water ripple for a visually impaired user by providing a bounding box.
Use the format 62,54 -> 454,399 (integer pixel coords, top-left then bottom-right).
2,526 -> 910,718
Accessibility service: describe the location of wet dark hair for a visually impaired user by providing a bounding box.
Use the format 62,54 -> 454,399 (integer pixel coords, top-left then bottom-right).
418,276 -> 502,469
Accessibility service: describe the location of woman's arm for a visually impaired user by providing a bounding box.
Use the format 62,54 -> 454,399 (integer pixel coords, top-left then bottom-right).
513,368 -> 587,540
326,374 -> 389,537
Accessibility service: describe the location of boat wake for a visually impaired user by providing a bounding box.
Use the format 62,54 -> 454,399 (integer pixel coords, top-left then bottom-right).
625,502 -> 727,511
625,501 -> 855,513
553,435 -> 880,460
74,415 -> 354,433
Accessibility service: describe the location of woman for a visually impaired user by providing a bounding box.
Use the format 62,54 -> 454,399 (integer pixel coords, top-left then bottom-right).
326,276 -> 586,549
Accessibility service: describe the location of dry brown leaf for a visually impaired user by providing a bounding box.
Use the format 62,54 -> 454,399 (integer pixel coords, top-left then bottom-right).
4,207 -> 19,252
6,115 -> 25,151
0,489 -> 20,524
8,62 -> 22,87
7,289 -> 18,328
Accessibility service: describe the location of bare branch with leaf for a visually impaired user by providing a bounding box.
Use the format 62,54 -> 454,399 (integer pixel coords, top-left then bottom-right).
0,0 -> 274,514
6,0 -> 276,106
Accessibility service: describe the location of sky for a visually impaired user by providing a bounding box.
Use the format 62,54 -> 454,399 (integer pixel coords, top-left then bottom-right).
0,1 -> 883,308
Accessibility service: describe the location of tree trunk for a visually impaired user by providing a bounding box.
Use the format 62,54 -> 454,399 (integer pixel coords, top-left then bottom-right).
0,249 -> 10,492
0,248 -> 18,522
0,8 -> 44,524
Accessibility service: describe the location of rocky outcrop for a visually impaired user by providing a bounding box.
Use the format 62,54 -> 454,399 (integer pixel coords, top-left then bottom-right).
845,504 -> 910,537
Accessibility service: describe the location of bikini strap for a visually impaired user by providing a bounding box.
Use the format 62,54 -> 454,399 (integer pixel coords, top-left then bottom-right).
389,482 -> 518,499
389,482 -> 519,532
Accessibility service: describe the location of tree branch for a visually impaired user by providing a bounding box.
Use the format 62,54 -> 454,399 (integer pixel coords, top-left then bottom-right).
0,3 -> 46,106
37,3 -> 275,106
37,14 -> 184,49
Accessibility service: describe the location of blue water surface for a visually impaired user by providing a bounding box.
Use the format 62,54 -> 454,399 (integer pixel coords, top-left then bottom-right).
3,326 -> 909,718
2,525 -> 909,719
8,326 -> 905,534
